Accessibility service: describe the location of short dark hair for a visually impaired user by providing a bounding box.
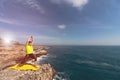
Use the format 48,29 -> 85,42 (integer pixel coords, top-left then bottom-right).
28,41 -> 32,43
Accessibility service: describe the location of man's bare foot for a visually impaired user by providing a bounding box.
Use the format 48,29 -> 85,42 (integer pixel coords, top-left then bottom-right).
34,65 -> 39,68
16,64 -> 20,68
16,63 -> 23,68
34,61 -> 39,68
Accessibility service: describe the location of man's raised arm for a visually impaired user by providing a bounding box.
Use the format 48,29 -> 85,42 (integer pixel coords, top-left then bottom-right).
26,35 -> 32,45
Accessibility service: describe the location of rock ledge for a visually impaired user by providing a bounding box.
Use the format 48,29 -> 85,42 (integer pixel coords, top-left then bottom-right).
0,64 -> 56,80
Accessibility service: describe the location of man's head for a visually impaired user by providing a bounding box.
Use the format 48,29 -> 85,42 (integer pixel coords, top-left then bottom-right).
28,41 -> 32,45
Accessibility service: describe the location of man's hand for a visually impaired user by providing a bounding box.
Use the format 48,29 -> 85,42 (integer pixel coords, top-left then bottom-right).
30,35 -> 34,45
29,35 -> 32,38
31,36 -> 33,38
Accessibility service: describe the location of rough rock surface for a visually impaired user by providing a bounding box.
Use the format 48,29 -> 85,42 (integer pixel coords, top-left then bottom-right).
0,39 -> 56,80
0,64 -> 56,80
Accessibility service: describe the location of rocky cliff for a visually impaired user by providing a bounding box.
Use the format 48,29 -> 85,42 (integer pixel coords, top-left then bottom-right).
0,39 -> 56,80
0,64 -> 56,80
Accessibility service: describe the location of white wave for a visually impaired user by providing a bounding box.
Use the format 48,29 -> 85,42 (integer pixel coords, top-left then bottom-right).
75,60 -> 96,65
75,59 -> 120,69
47,54 -> 57,58
37,55 -> 48,61
26,55 -> 48,64
53,72 -> 70,80
46,46 -> 51,49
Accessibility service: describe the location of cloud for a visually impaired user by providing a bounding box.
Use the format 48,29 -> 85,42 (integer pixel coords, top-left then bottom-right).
50,0 -> 89,9
0,17 -> 26,25
58,24 -> 66,29
17,0 -> 45,13
66,0 -> 89,8
0,18 -> 15,24
0,17 -> 34,26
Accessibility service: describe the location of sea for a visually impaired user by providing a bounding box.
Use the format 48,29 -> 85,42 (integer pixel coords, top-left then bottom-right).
38,46 -> 120,80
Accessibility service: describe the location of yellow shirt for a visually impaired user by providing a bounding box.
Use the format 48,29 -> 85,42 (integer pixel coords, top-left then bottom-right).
26,45 -> 33,54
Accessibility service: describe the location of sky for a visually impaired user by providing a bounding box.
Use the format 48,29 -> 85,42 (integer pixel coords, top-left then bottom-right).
0,0 -> 120,45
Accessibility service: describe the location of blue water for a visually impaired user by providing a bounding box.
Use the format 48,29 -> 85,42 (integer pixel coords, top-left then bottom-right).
39,46 -> 120,80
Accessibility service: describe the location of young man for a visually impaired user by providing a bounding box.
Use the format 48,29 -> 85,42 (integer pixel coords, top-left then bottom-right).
18,35 -> 38,67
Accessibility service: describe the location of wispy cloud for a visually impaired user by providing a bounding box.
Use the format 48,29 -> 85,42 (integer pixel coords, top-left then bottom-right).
17,0 -> 45,13
0,17 -> 37,26
50,0 -> 89,9
58,24 -> 66,29
65,0 -> 89,8
0,17 -> 26,25
0,18 -> 15,24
